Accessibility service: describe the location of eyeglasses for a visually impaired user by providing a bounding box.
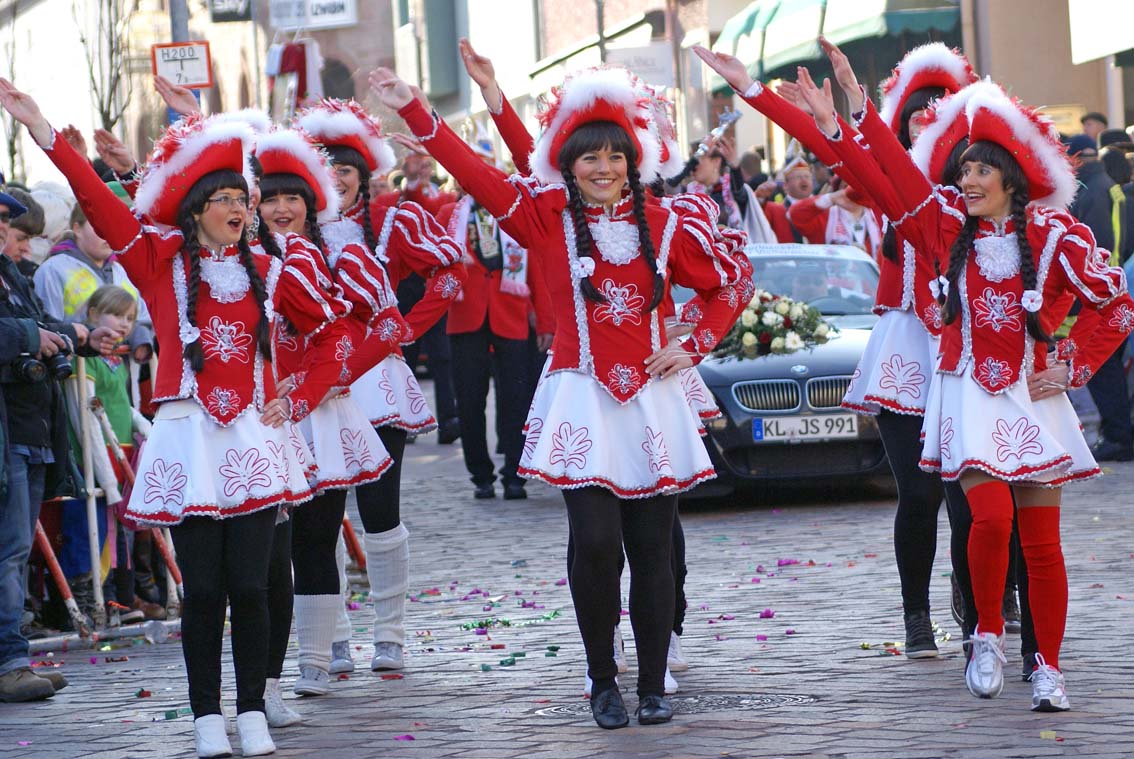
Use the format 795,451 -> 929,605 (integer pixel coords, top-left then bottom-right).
205,194 -> 250,210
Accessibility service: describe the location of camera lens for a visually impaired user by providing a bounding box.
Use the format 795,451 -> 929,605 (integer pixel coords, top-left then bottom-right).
13,356 -> 47,383
45,352 -> 73,380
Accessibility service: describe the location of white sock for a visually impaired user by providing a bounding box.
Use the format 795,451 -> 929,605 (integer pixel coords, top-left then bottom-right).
293,594 -> 341,672
364,523 -> 409,646
334,533 -> 352,643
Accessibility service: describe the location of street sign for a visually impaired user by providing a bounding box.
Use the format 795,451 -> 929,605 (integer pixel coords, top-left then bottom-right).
269,0 -> 358,31
606,42 -> 674,89
209,0 -> 252,23
150,42 -> 214,89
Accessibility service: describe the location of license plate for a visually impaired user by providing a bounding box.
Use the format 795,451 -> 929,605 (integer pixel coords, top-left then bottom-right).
753,413 -> 858,442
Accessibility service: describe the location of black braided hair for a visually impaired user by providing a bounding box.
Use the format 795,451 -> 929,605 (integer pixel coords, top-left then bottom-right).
1011,188 -> 1052,344
237,235 -> 274,360
175,169 -> 250,373
560,169 -> 605,303
940,214 -> 978,326
626,160 -> 664,311
357,182 -> 379,254
256,217 -> 285,259
304,205 -> 326,254
880,226 -> 900,263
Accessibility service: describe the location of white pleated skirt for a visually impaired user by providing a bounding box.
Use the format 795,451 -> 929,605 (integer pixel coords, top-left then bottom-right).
348,354 -> 437,433
296,392 -> 393,493
519,370 -> 716,499
126,400 -> 314,525
843,309 -> 935,416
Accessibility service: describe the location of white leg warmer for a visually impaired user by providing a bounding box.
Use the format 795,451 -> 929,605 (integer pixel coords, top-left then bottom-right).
364,523 -> 410,646
334,533 -> 352,642
293,594 -> 341,672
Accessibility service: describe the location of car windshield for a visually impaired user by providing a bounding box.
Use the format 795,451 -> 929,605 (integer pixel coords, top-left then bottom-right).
749,256 -> 878,315
670,253 -> 879,316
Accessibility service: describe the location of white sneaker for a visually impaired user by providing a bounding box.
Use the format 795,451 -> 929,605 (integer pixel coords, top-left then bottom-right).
664,667 -> 679,695
263,678 -> 301,728
667,632 -> 688,672
1029,654 -> 1071,712
965,630 -> 1007,699
235,711 -> 276,756
613,627 -> 628,674
193,714 -> 233,758
371,642 -> 405,671
329,640 -> 355,675
293,665 -> 330,696
583,673 -> 617,698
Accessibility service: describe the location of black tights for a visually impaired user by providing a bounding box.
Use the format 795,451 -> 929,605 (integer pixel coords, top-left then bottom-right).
265,518 -> 292,680
171,507 -> 277,717
566,513 -> 688,635
564,487 -> 675,698
290,489 -> 348,595
354,426 -> 407,534
877,410 -> 945,615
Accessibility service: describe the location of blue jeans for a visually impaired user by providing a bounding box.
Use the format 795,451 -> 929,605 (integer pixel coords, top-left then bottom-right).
0,448 -> 48,674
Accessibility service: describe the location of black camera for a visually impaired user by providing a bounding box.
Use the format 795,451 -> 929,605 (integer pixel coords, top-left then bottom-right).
0,330 -> 72,383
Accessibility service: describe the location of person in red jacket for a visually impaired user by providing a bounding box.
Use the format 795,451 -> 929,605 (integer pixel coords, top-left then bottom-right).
787,181 -> 882,257
438,158 -> 555,499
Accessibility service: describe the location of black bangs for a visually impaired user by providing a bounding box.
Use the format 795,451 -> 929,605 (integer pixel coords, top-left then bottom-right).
260,172 -> 316,206
959,140 -> 1029,194
941,137 -> 970,187
325,145 -> 371,182
557,121 -> 638,170
182,170 -> 248,216
899,86 -> 947,149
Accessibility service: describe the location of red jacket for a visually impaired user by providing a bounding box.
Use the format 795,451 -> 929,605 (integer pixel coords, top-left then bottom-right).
437,198 -> 554,339
762,201 -> 797,243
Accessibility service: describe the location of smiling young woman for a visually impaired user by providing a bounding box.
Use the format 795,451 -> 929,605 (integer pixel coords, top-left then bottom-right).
370,64 -> 750,729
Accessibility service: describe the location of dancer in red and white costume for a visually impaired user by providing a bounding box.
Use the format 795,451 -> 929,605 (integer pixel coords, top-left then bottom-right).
694,40 -> 983,658
254,127 -> 402,703
0,83 -> 358,756
794,60 -> 1133,711
297,99 -> 465,673
371,64 -> 749,728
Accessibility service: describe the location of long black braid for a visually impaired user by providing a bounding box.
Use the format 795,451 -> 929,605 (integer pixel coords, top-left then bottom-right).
940,214 -> 978,326
236,235 -> 274,360
256,215 -> 285,259
559,167 -> 606,304
627,161 -> 664,311
357,182 -> 379,254
304,205 -> 326,255
1011,189 -> 1052,344
179,220 -> 206,372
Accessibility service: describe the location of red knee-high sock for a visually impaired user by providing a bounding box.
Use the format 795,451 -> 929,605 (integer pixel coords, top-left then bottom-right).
1016,506 -> 1067,670
965,481 -> 1015,637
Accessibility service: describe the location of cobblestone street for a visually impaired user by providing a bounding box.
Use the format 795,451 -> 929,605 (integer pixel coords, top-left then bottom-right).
3,401 -> 1133,758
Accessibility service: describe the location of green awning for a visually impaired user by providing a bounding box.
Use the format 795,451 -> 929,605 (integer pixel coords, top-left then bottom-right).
710,0 -> 780,91
713,0 -> 764,57
759,0 -> 826,79
822,0 -> 960,47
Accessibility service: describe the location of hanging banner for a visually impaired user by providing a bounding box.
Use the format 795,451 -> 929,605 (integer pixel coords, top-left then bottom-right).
150,42 -> 214,89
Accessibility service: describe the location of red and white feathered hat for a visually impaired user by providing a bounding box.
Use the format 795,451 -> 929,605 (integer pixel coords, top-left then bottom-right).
964,87 -> 1076,209
134,113 -> 256,226
214,108 -> 273,134
530,66 -> 662,185
296,99 -> 397,176
910,78 -> 1005,184
255,127 -> 341,223
641,83 -> 684,181
878,43 -> 977,135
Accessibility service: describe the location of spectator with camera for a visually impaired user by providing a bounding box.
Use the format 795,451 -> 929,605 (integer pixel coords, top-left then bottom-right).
0,191 -> 122,702
1,188 -> 44,279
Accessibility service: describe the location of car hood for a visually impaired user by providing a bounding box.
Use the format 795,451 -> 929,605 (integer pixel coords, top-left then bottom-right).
696,327 -> 874,385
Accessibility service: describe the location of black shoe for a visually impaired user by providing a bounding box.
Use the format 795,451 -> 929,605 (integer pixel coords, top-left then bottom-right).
474,483 -> 495,499
903,610 -> 939,659
437,417 -> 461,445
503,482 -> 527,500
1003,588 -> 1021,635
636,693 -> 673,725
1022,651 -> 1037,681
590,687 -> 629,729
1091,438 -> 1134,462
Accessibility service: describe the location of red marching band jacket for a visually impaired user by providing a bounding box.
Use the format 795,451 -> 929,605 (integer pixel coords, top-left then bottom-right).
43,131 -> 345,424
343,196 -> 467,345
398,98 -> 752,403
831,100 -> 1134,393
437,196 -> 555,340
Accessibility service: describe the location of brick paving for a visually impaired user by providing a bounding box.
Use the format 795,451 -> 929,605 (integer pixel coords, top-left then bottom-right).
3,390 -> 1134,758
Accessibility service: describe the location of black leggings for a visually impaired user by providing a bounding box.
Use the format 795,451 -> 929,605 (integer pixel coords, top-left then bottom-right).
564,487 -> 675,698
566,513 -> 688,635
171,507 -> 277,717
877,410 -> 945,615
266,518 -> 292,680
290,489 -> 348,595
354,426 -> 407,534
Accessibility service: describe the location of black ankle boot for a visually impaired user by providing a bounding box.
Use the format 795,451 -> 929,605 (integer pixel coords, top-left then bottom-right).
636,693 -> 673,725
590,687 -> 629,729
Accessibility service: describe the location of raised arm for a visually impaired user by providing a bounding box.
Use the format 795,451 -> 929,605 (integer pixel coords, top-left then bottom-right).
458,38 -> 535,176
